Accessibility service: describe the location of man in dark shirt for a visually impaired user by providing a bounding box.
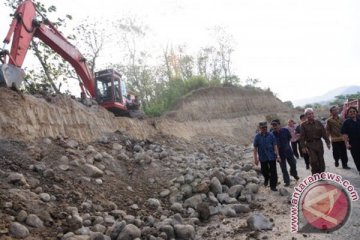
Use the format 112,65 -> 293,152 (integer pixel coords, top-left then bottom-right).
296,114 -> 310,169
253,121 -> 280,191
341,106 -> 360,174
300,108 -> 331,174
271,119 -> 300,186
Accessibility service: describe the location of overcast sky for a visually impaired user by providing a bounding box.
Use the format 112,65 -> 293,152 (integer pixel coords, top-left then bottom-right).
1,0 -> 359,104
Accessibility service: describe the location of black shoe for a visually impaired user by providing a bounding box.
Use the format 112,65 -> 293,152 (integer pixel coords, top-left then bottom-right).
343,166 -> 351,169
264,179 -> 269,187
284,183 -> 290,187
306,165 -> 310,170
335,161 -> 339,167
271,187 -> 278,192
294,176 -> 300,181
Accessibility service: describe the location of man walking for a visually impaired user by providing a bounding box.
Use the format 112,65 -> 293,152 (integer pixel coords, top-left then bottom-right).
271,119 -> 300,186
341,106 -> 360,174
300,108 -> 331,174
296,114 -> 310,169
253,121 -> 280,191
326,106 -> 350,169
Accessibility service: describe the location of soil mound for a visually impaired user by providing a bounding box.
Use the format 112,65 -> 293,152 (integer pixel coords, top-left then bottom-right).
165,86 -> 292,121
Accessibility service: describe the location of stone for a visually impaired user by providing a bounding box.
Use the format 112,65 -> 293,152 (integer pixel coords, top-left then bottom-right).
116,224 -> 141,240
113,143 -> 123,151
180,184 -> 193,198
129,204 -> 138,211
67,215 -> 83,231
90,232 -> 106,240
91,224 -> 106,233
221,206 -> 237,217
39,193 -> 51,202
26,214 -> 44,228
210,170 -> 225,184
9,222 -> 29,238
225,175 -> 245,187
7,173 -> 27,185
109,221 -> 126,240
229,204 -> 251,213
83,164 -> 104,178
160,224 -> 175,239
247,213 -> 273,231
210,177 -> 222,195
193,182 -> 209,193
184,195 -> 202,209
147,198 -> 161,210
16,210 -> 28,222
174,224 -> 195,240
217,193 -> 229,203
160,189 -> 171,197
94,153 -> 103,162
246,183 -> 259,194
228,185 -> 244,198
170,202 -> 184,213
66,140 -> 79,149
279,188 -> 290,196
197,202 -> 210,221
59,164 -> 70,171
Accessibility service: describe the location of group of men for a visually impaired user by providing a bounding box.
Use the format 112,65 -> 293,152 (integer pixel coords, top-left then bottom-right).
253,106 -> 360,192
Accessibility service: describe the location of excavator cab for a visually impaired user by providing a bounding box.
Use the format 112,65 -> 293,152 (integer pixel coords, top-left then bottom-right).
95,69 -> 130,116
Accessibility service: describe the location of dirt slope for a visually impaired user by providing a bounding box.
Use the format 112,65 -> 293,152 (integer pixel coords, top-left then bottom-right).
0,86 -> 297,145
0,89 -> 156,142
158,86 -> 297,144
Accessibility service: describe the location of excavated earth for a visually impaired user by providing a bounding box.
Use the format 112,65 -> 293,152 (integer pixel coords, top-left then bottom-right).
0,86 -> 354,240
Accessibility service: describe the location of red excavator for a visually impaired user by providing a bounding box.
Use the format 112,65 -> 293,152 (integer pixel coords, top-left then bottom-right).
0,0 -> 141,117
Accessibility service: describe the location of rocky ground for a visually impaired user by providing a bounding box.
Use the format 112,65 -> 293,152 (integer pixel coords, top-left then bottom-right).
2,129 -> 358,240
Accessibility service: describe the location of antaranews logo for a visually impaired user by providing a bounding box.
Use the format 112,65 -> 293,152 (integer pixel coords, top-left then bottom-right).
290,172 -> 359,233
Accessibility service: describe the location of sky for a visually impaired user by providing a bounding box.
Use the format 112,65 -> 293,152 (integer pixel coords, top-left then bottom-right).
1,0 -> 360,104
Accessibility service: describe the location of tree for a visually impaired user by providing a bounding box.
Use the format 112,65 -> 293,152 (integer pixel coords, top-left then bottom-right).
72,18 -> 107,76
112,16 -> 160,108
284,101 -> 294,109
4,0 -> 74,94
210,26 -> 236,84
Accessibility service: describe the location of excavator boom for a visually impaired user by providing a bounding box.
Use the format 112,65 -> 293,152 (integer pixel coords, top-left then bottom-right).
0,0 -> 142,117
0,0 -> 95,96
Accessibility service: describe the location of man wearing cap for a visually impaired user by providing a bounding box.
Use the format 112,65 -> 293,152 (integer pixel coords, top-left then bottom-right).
300,108 -> 331,174
326,106 -> 350,169
253,121 -> 280,191
271,119 -> 300,186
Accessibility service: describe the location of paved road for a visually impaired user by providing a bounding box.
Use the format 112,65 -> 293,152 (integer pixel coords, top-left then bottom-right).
295,142 -> 360,239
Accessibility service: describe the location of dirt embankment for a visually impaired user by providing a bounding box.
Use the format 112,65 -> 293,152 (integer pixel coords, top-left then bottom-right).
158,87 -> 298,144
0,89 -> 156,142
0,86 -> 297,145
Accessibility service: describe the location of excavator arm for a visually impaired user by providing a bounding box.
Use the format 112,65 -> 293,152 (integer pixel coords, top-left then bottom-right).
0,0 -> 95,97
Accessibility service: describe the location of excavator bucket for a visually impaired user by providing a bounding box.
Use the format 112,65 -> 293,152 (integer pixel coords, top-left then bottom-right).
0,64 -> 25,89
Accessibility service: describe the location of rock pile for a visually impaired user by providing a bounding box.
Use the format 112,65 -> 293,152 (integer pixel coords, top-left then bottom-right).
0,134 -> 273,239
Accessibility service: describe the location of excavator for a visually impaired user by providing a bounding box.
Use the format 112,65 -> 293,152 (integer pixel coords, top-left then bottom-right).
0,0 -> 142,117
